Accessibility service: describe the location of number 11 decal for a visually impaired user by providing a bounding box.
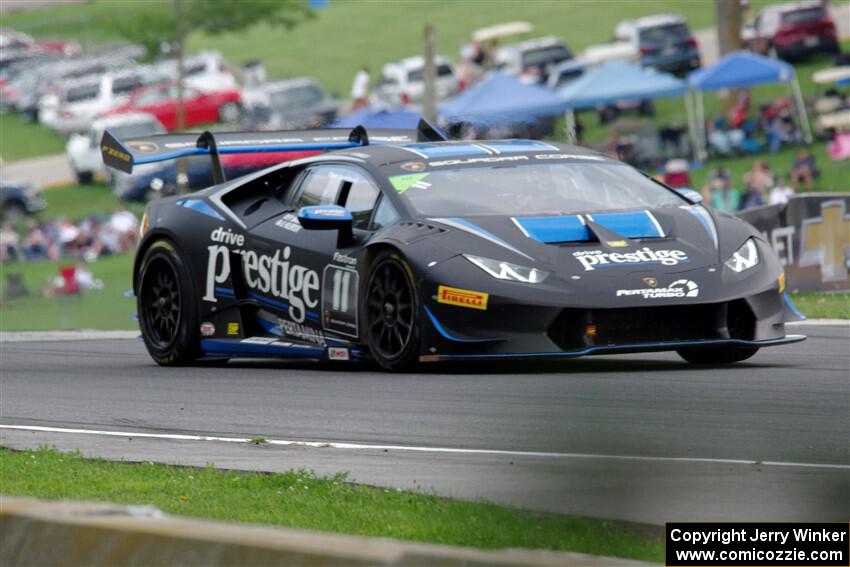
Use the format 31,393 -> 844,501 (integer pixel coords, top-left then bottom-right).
322,265 -> 359,337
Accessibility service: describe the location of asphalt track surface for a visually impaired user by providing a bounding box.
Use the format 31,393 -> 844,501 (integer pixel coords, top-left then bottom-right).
1,323 -> 848,525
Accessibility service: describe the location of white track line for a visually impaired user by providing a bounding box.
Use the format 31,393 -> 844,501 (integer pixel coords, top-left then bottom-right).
787,319 -> 849,327
0,331 -> 139,343
1,424 -> 847,470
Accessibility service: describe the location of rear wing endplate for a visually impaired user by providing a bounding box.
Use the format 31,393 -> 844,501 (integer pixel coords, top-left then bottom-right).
101,120 -> 446,183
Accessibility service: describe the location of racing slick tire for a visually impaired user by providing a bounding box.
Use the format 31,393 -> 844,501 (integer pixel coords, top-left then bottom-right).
137,239 -> 202,366
363,250 -> 420,372
676,346 -> 759,364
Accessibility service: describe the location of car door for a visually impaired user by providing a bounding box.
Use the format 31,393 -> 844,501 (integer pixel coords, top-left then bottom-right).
181,86 -> 210,127
246,162 -> 383,342
133,85 -> 176,129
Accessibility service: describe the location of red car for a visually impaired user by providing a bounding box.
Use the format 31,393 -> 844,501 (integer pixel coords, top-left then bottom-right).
111,82 -> 241,130
743,1 -> 839,60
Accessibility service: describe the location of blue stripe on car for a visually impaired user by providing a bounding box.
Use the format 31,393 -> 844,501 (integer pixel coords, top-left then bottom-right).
514,210 -> 664,244
424,306 -> 503,343
176,199 -> 225,221
480,140 -> 560,153
201,339 -> 323,358
403,143 -> 491,159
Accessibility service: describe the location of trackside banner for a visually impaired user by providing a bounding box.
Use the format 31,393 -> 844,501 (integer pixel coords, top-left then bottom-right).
736,193 -> 850,292
665,522 -> 850,566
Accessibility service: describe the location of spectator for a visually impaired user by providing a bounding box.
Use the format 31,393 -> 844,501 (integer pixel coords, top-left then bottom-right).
109,207 -> 138,251
663,159 -> 691,188
769,175 -> 795,205
743,160 -> 775,193
700,167 -> 730,203
707,117 -> 744,156
708,177 -> 741,213
789,150 -> 819,191
739,184 -> 766,210
350,65 -> 370,110
0,223 -> 20,263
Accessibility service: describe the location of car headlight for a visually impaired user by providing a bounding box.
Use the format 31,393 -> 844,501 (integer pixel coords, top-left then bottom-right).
463,254 -> 549,284
725,238 -> 760,272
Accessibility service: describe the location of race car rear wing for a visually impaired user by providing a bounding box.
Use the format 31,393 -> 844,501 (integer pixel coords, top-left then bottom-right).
101,120 -> 446,183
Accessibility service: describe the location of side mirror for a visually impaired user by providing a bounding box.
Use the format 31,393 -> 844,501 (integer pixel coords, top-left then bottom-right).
676,188 -> 703,204
297,205 -> 353,244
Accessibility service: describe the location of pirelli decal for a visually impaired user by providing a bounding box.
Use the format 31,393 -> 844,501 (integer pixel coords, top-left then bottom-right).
437,285 -> 489,310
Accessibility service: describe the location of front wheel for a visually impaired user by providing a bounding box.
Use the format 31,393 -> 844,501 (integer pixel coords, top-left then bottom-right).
677,346 -> 759,364
137,239 -> 201,366
363,251 -> 420,371
75,169 -> 93,185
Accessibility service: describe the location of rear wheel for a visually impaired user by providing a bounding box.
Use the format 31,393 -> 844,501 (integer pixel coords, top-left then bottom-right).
364,251 -> 420,371
677,346 -> 759,364
218,102 -> 240,123
137,239 -> 201,366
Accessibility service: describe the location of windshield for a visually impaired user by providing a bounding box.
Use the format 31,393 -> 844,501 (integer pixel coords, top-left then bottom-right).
112,121 -> 162,138
64,83 -> 100,103
781,7 -> 827,25
407,64 -> 454,82
389,163 -> 684,217
522,45 -> 572,68
639,23 -> 691,45
269,85 -> 324,107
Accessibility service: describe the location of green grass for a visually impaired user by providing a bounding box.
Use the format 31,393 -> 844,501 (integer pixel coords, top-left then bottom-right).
0,113 -> 67,161
790,291 -> 850,319
36,183 -> 146,222
0,253 -> 135,330
0,446 -> 663,562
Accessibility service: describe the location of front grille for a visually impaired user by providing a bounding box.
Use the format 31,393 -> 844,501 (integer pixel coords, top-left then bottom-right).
547,302 -> 756,351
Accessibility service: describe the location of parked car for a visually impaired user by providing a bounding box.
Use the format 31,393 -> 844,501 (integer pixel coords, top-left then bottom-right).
10,54 -> 136,122
743,1 -> 839,60
493,36 -> 573,84
614,14 -> 700,75
546,59 -> 587,90
0,181 -> 46,220
41,66 -> 163,134
110,82 -> 241,130
373,55 -> 459,109
0,28 -> 80,57
154,51 -> 239,93
241,77 -> 338,130
67,112 -> 165,185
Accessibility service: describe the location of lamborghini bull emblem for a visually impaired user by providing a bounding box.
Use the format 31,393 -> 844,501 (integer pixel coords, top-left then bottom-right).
643,277 -> 658,287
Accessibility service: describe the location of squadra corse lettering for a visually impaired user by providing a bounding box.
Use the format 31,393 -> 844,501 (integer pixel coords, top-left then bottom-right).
204,227 -> 319,323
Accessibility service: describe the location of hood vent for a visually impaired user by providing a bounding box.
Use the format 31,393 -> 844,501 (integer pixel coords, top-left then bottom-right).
513,210 -> 665,244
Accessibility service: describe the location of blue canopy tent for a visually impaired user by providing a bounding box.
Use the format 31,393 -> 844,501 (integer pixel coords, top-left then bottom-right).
558,59 -> 688,108
438,72 -> 567,126
330,107 -> 423,129
556,59 -> 693,148
688,51 -> 812,159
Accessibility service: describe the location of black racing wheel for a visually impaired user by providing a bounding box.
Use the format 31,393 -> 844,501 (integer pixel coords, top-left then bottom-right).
677,346 -> 759,364
364,251 -> 420,371
137,239 -> 201,366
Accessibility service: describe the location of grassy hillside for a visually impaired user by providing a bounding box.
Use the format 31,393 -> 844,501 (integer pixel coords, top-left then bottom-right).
4,0 -> 780,95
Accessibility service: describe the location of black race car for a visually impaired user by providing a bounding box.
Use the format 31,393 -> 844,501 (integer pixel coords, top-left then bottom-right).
101,122 -> 804,371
